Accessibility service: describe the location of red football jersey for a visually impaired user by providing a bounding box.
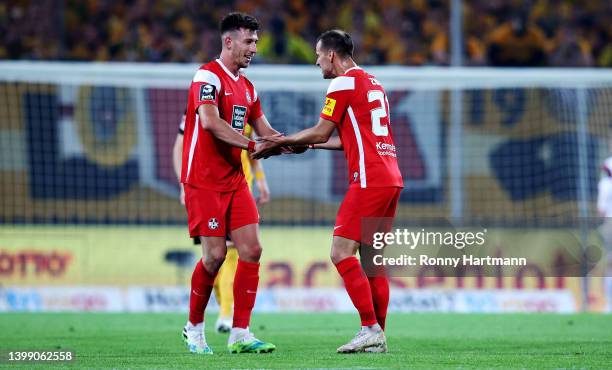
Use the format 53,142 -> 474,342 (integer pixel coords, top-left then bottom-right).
181,59 -> 263,191
320,67 -> 403,189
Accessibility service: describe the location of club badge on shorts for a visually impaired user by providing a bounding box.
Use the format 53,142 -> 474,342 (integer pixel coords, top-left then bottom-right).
208,218 -> 219,230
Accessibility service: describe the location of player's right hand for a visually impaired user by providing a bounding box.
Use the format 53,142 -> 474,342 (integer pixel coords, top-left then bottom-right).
179,183 -> 185,205
252,141 -> 282,159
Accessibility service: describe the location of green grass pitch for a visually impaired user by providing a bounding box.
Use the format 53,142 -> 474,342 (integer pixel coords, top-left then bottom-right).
1,313 -> 611,369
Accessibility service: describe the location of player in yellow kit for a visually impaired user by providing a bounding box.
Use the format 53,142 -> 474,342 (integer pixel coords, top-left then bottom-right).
173,114 -> 270,333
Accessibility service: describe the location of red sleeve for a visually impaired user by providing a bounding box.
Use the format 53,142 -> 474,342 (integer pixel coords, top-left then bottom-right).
191,81 -> 219,112
319,89 -> 351,124
190,69 -> 222,112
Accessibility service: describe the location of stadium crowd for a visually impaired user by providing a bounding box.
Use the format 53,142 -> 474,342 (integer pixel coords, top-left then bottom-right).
1,0 -> 611,67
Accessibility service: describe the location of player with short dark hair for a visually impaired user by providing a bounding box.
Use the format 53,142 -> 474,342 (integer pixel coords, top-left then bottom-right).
254,29 -> 403,353
173,111 -> 270,335
316,29 -> 354,59
180,12 -> 280,355
220,12 -> 260,36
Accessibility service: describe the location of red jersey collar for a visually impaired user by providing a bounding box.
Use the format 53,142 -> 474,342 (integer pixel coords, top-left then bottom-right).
216,59 -> 240,82
344,66 -> 362,74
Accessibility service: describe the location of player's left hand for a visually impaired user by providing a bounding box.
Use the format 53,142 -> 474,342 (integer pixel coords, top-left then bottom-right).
256,178 -> 270,204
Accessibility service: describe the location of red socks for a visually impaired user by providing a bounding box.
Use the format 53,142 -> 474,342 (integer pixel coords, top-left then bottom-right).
191,256 -> 388,330
233,259 -> 260,328
189,259 -> 217,325
368,276 -> 389,330
335,256 -> 377,326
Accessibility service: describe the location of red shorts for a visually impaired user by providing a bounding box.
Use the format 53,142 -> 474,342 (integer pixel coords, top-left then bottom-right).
334,187 -> 402,243
184,182 -> 259,237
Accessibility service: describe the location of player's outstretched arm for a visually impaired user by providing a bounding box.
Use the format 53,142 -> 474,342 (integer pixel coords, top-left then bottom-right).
311,136 -> 343,150
253,118 -> 336,159
198,105 -> 253,149
282,118 -> 336,146
259,119 -> 335,145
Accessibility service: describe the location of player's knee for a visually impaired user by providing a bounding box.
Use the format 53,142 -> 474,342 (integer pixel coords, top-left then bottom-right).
240,243 -> 262,262
205,250 -> 226,271
330,248 -> 351,265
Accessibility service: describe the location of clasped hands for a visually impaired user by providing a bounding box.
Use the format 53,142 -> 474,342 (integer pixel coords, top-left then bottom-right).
251,133 -> 308,159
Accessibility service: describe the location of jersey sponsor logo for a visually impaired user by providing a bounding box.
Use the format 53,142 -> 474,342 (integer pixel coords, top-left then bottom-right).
322,97 -> 336,116
199,84 -> 216,102
208,218 -> 219,230
231,105 -> 247,130
376,141 -> 397,157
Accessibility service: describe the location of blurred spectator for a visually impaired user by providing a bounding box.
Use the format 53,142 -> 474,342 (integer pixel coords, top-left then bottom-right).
596,44 -> 612,67
430,22 -> 487,66
549,24 -> 592,67
257,16 -> 315,64
487,11 -> 548,66
1,0 -> 610,67
397,16 -> 429,66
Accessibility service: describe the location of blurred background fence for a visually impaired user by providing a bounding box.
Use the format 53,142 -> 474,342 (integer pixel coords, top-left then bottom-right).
1,64 -> 611,226
1,0 -> 612,314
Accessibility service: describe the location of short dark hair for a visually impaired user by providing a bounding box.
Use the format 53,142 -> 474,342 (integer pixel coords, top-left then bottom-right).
220,12 -> 259,34
316,30 -> 353,58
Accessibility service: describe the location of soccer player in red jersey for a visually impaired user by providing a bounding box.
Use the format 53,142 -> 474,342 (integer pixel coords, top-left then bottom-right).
254,30 -> 404,353
180,12 -> 280,354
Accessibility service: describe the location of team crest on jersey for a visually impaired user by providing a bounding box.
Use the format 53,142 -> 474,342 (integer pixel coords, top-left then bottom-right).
245,90 -> 252,104
322,97 -> 336,116
199,84 -> 216,101
231,105 -> 247,130
208,218 -> 219,230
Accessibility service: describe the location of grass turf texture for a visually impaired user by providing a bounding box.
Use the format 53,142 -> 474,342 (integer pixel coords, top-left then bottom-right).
1,313 -> 611,369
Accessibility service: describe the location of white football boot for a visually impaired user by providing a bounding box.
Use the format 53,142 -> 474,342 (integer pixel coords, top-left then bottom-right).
337,327 -> 387,353
182,322 -> 213,355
